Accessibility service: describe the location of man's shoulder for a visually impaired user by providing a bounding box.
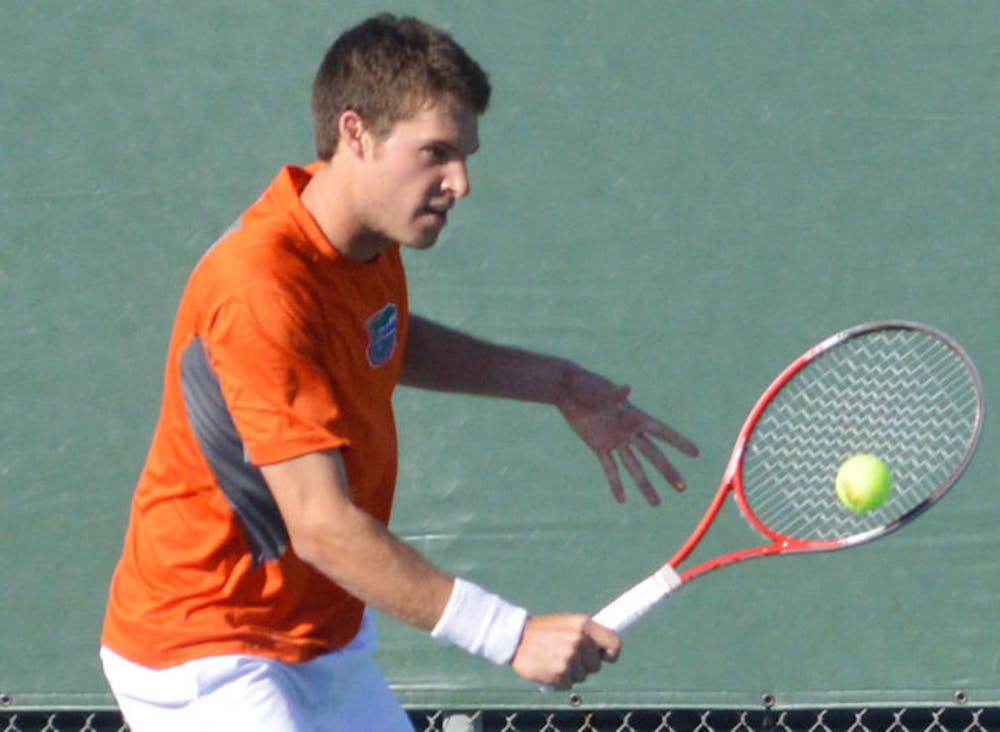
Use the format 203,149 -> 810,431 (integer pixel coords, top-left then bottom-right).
177,222 -> 309,328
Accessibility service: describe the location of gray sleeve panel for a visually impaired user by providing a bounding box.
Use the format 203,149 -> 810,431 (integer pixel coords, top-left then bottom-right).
180,337 -> 289,566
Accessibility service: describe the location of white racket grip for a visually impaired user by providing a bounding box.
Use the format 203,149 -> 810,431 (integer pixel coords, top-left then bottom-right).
592,565 -> 683,633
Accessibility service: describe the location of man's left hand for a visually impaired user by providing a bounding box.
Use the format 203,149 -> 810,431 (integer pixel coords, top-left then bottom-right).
557,368 -> 699,506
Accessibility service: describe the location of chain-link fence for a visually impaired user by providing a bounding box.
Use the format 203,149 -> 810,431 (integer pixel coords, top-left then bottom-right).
3,707 -> 1000,732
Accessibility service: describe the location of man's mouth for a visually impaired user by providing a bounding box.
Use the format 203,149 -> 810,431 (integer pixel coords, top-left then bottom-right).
422,204 -> 450,225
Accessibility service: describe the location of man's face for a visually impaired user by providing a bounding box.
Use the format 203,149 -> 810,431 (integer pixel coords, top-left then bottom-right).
358,95 -> 480,251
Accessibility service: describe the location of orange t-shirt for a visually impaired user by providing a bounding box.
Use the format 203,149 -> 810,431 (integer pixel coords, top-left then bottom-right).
101,164 -> 409,668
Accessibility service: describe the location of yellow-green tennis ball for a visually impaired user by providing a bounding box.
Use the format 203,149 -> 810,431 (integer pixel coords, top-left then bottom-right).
836,453 -> 893,513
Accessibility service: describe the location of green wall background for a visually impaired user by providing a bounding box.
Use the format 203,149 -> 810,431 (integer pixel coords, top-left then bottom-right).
2,0 -> 997,710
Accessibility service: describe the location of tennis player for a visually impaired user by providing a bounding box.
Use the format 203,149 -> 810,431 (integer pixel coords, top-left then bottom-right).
100,14 -> 698,731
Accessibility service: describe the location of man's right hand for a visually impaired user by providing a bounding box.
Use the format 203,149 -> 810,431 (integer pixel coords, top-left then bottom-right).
509,614 -> 622,690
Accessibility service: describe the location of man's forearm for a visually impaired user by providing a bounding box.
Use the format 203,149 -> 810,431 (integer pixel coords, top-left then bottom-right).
401,314 -> 576,404
262,450 -> 528,665
263,451 -> 453,630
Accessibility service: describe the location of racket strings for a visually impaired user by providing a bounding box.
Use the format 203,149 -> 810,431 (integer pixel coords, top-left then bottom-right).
741,327 -> 982,543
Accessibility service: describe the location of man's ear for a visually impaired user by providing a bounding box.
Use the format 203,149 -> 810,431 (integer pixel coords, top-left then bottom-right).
337,109 -> 369,158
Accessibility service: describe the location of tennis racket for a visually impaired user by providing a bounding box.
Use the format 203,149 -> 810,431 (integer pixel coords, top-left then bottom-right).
594,321 -> 985,633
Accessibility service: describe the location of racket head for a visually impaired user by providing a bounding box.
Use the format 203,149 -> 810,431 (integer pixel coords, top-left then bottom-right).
728,321 -> 984,551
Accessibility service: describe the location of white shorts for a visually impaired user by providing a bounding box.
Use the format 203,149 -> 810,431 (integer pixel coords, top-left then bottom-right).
101,613 -> 413,732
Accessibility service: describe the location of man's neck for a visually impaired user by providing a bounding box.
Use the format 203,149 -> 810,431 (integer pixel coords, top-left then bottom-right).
300,161 -> 390,262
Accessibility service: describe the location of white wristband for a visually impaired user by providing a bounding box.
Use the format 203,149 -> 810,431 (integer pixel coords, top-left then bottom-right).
431,578 -> 528,665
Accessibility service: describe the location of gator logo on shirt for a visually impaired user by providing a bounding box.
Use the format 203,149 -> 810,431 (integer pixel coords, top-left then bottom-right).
366,303 -> 399,367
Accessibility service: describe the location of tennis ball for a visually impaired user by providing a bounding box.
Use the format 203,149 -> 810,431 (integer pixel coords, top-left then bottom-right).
836,453 -> 892,513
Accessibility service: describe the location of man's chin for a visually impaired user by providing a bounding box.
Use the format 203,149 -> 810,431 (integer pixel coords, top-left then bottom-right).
400,230 -> 442,251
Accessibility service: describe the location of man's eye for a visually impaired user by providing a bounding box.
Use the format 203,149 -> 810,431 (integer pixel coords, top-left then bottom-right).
425,147 -> 448,163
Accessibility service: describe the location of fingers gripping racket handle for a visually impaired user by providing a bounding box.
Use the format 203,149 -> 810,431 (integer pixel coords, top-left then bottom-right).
540,565 -> 683,693
592,566 -> 683,632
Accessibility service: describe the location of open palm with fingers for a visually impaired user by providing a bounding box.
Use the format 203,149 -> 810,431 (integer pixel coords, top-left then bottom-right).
557,368 -> 699,505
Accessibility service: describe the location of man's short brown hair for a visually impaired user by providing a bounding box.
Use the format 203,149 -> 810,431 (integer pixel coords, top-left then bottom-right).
312,14 -> 491,159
